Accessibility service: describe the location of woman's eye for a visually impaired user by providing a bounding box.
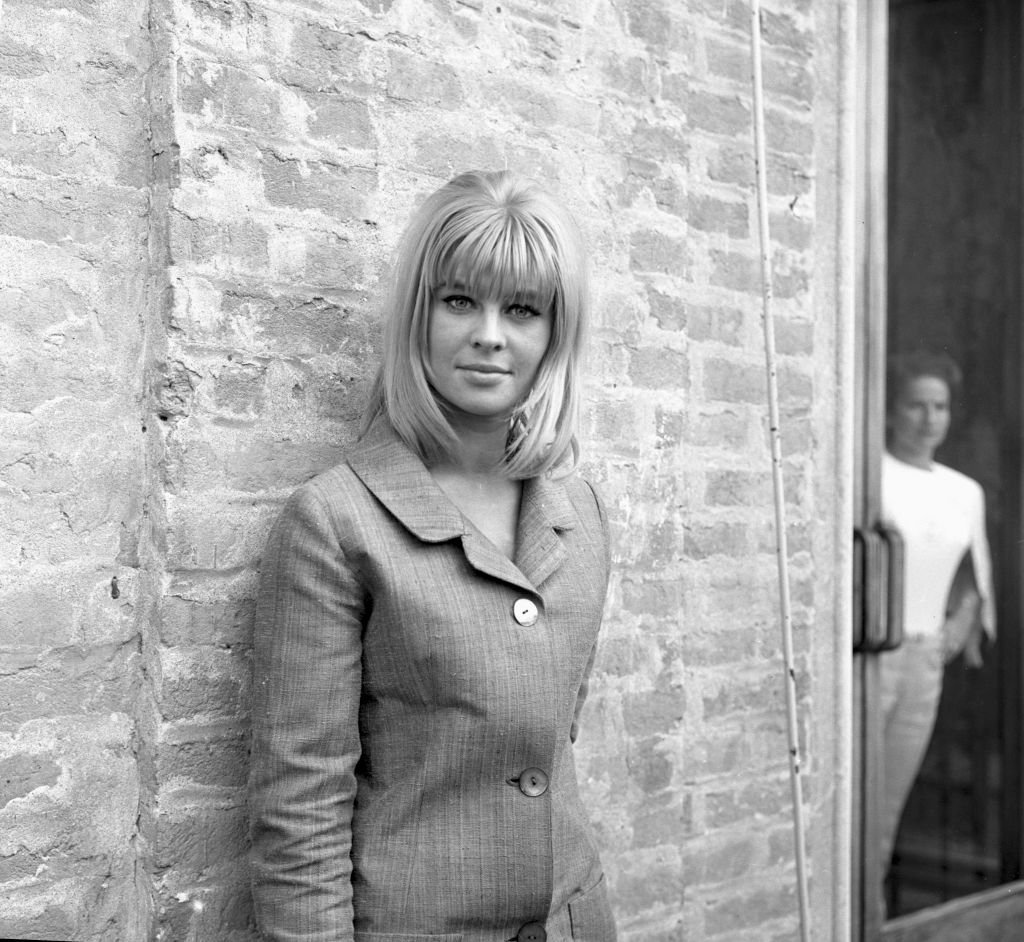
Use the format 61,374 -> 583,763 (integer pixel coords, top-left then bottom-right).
443,295 -> 473,311
508,304 -> 541,319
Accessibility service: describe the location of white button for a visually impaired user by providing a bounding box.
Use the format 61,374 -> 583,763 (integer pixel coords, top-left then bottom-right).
513,598 -> 539,627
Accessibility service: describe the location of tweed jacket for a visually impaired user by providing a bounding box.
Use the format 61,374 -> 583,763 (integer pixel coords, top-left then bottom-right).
249,420 -> 616,942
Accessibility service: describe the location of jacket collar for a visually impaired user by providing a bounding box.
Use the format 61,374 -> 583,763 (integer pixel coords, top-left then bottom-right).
346,419 -> 576,593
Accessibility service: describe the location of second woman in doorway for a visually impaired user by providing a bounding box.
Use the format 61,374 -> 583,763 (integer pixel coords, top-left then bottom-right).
878,351 -> 996,913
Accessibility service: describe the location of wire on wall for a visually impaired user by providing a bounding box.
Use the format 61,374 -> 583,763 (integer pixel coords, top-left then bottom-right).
749,2 -> 813,939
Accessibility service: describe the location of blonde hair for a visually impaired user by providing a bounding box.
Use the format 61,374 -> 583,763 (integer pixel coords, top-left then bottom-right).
361,170 -> 589,478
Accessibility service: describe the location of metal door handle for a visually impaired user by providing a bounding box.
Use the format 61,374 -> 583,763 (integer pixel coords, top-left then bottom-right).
853,523 -> 905,653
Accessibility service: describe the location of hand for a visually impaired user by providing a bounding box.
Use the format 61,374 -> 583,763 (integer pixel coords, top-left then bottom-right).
961,622 -> 984,669
941,589 -> 981,665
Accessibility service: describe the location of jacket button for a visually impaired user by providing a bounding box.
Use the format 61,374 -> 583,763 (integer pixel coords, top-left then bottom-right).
518,767 -> 549,797
512,598 -> 539,627
517,923 -> 546,942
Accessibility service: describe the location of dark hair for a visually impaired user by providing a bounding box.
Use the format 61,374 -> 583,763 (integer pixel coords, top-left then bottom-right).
886,351 -> 962,415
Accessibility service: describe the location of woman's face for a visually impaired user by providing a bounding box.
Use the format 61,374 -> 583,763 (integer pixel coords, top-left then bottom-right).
426,283 -> 552,427
888,374 -> 951,465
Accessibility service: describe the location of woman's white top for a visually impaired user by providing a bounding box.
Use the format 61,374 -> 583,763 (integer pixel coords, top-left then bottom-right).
881,452 -> 996,639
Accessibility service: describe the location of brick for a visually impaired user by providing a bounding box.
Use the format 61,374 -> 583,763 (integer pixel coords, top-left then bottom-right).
705,778 -> 791,829
704,881 -> 797,934
761,9 -> 813,59
629,120 -> 690,168
282,22 -> 368,92
681,627 -> 763,668
707,145 -> 813,197
386,50 -> 464,107
0,900 -> 77,942
635,520 -> 682,571
643,288 -> 684,333
167,433 -> 349,494
688,409 -> 750,449
621,577 -> 686,619
0,184 -> 147,253
0,37 -> 52,79
709,248 -> 760,295
155,801 -> 248,876
406,127 -> 503,178
686,88 -> 749,138
629,230 -> 689,277
170,213 -> 270,273
303,229 -> 371,289
703,358 -> 764,404
774,264 -> 810,301
689,194 -> 749,238
632,795 -> 692,848
261,154 -> 376,218
624,689 -> 685,738
627,346 -> 688,390
158,720 -> 250,789
601,53 -> 655,103
626,0 -> 673,50
778,365 -> 813,408
0,754 -> 60,808
607,847 -> 682,915
705,470 -> 772,507
155,875 -> 257,940
687,304 -> 746,345
179,60 -> 281,133
589,398 -> 648,458
159,646 -> 251,722
686,726 -> 749,780
705,38 -> 813,107
654,407 -> 686,450
765,108 -> 814,157
176,284 -> 379,357
476,77 -> 600,135
702,671 -> 779,719
161,595 -> 256,648
302,92 -> 376,149
0,642 -> 140,726
0,587 -> 76,649
770,210 -> 813,251
684,833 -> 762,885
165,497 -> 276,571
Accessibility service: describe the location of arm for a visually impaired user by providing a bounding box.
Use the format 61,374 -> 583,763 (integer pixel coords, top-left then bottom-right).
953,480 -> 996,668
570,481 -> 612,744
969,481 -> 996,641
941,582 -> 982,666
249,483 -> 365,941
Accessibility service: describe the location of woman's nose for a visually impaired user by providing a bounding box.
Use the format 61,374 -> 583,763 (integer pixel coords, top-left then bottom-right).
470,303 -> 505,349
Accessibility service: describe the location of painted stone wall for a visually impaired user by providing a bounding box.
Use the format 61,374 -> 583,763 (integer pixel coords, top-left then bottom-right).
0,0 -> 849,939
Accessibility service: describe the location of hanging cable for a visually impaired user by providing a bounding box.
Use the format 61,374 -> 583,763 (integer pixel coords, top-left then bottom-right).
748,3 -> 812,939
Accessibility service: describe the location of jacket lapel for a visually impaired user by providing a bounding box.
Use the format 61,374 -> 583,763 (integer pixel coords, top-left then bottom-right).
346,422 -> 465,543
347,420 -> 576,593
514,474 -> 576,589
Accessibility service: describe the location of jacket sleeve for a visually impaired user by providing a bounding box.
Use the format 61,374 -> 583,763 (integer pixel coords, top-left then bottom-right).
249,481 -> 366,941
570,480 -> 612,744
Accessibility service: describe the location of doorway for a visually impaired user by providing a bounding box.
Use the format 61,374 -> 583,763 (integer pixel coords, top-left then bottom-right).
854,0 -> 1024,939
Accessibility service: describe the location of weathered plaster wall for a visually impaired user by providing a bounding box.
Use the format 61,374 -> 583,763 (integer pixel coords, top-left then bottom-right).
0,0 -> 849,940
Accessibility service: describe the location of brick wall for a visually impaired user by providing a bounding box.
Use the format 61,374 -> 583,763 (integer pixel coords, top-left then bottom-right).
0,0 -> 850,940
0,0 -> 154,938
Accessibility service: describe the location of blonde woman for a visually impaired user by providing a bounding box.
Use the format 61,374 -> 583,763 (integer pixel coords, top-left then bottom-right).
249,171 -> 616,942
